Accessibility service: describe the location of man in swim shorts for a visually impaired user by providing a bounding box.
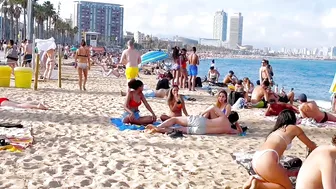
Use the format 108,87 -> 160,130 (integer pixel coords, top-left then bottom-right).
298,93 -> 336,123
22,39 -> 33,67
251,80 -> 270,108
120,39 -> 141,84
223,71 -> 238,85
188,47 -> 199,91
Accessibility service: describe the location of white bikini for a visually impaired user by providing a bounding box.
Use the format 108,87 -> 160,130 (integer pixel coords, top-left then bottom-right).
251,132 -> 292,181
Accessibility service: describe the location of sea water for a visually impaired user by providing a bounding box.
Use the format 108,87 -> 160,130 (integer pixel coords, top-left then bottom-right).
198,58 -> 336,109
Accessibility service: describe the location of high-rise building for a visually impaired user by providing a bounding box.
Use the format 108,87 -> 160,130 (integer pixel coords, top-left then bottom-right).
213,10 -> 227,41
73,0 -> 124,45
229,13 -> 243,49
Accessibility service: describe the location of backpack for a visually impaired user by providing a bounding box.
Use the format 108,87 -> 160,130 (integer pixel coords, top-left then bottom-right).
6,47 -> 18,61
228,91 -> 244,105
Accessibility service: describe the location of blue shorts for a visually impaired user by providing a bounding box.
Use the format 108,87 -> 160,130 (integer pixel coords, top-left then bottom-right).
189,65 -> 198,76
143,90 -> 156,98
121,111 -> 140,121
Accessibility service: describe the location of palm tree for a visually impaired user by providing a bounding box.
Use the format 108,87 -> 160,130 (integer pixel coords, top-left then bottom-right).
13,3 -> 21,41
0,0 -> 9,39
42,1 -> 55,38
34,3 -> 46,38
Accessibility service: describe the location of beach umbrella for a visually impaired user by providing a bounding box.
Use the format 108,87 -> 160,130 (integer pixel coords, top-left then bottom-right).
70,47 -> 78,51
141,51 -> 169,65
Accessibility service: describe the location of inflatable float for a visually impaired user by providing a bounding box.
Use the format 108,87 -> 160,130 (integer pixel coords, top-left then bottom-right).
141,51 -> 169,65
330,73 -> 336,94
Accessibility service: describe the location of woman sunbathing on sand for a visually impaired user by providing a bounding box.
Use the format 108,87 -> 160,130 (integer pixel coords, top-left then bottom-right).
243,109 -> 317,189
122,79 -> 157,125
160,85 -> 189,121
204,90 -> 231,117
0,98 -> 48,110
146,105 -> 241,135
295,135 -> 336,189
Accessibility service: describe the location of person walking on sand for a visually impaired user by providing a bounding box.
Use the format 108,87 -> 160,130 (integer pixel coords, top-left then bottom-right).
120,39 -> 141,88
22,39 -> 33,67
43,48 -> 56,81
295,136 -> 336,189
188,47 -> 199,91
74,40 -> 90,90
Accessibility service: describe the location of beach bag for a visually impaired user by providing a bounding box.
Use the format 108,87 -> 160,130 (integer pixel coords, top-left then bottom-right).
6,47 -> 18,61
228,91 -> 244,105
228,111 -> 239,124
195,77 -> 202,87
283,157 -> 302,170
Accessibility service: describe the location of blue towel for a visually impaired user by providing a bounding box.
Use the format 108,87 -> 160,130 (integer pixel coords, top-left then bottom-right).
110,118 -> 161,131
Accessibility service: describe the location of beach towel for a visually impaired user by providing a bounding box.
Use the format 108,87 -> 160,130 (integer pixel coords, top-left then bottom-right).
110,118 -> 162,131
231,151 -> 301,187
298,118 -> 336,128
0,126 -> 33,152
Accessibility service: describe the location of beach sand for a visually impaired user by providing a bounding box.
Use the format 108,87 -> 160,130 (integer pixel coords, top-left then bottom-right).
0,62 -> 335,189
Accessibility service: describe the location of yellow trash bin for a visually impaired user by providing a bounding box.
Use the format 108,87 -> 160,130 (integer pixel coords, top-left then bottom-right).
14,67 -> 33,89
0,66 -> 12,87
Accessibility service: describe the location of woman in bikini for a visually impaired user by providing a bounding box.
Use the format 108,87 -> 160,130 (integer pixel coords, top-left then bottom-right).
160,85 -> 189,121
203,90 -> 231,117
146,105 -> 240,135
0,98 -> 48,110
171,47 -> 180,86
243,109 -> 317,189
179,48 -> 188,89
74,40 -> 90,90
43,48 -> 56,81
243,77 -> 254,95
122,79 -> 157,125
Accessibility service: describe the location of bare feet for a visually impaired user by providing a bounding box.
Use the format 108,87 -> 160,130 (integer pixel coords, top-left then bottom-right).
37,103 -> 48,110
243,176 -> 255,189
83,86 -> 86,91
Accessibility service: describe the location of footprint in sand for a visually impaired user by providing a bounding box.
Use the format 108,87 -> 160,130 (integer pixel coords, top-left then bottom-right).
48,181 -> 62,188
103,168 -> 115,175
33,155 -> 43,161
80,179 -> 92,187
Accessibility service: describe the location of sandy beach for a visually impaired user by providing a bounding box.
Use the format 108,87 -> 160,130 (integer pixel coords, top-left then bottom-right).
0,63 -> 335,189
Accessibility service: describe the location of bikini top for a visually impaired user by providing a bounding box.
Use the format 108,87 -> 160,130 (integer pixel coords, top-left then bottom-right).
222,108 -> 226,114
273,132 -> 292,150
209,71 -> 217,78
129,94 -> 142,108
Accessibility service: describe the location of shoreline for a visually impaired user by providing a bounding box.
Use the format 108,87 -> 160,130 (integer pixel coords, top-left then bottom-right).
199,55 -> 336,61
0,60 -> 335,188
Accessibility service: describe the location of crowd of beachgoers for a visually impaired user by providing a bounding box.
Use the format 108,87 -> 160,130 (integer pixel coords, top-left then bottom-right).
1,38 -> 336,188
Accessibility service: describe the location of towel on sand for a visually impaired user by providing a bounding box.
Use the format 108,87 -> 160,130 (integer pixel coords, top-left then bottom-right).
0,126 -> 33,152
110,118 -> 161,131
298,118 -> 336,128
231,151 -> 301,187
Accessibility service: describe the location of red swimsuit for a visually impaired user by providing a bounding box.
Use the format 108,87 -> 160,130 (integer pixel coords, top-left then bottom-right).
0,98 -> 9,105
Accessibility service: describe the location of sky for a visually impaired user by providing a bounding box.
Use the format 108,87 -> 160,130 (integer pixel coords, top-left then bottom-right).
44,0 -> 336,49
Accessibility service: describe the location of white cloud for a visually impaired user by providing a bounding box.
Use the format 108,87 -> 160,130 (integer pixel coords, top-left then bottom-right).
321,8 -> 336,28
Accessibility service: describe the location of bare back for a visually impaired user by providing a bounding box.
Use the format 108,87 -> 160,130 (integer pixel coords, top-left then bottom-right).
189,53 -> 199,66
25,43 -> 32,54
76,47 -> 89,63
296,145 -> 336,189
120,48 -> 140,68
299,101 -> 324,121
251,86 -> 266,103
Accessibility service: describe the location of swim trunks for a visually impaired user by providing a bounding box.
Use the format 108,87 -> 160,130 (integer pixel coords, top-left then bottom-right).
187,115 -> 207,135
253,99 -> 268,108
278,95 -> 289,103
189,65 -> 198,76
23,54 -> 32,64
143,90 -> 156,98
121,111 -> 140,122
319,112 -> 328,123
0,98 -> 9,106
125,67 -> 139,81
